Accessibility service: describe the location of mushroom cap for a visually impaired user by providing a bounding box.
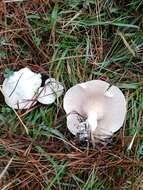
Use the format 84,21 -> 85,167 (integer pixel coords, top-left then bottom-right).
37,78 -> 64,105
2,67 -> 42,109
63,80 -> 127,139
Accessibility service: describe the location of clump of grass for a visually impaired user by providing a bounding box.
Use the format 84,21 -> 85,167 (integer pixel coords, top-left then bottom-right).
0,0 -> 143,189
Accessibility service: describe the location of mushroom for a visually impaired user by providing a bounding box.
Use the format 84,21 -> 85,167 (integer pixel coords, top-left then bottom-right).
63,80 -> 127,143
2,67 -> 42,109
37,78 -> 64,105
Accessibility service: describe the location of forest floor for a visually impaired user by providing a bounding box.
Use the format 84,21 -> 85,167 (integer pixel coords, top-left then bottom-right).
0,0 -> 143,189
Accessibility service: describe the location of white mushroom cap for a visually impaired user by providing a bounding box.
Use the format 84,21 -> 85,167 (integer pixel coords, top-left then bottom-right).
2,67 -> 42,109
37,78 -> 64,105
63,80 -> 127,140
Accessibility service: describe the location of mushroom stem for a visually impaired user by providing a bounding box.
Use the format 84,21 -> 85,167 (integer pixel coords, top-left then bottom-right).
87,111 -> 98,132
87,111 -> 98,146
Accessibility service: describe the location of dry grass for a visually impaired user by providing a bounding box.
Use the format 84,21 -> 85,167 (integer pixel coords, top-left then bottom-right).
0,0 -> 143,189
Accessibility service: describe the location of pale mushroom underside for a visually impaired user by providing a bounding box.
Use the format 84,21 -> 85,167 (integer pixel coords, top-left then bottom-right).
63,80 -> 127,140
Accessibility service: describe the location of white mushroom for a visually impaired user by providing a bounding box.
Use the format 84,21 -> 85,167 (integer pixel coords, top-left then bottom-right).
37,78 -> 64,105
63,80 -> 127,142
2,67 -> 42,109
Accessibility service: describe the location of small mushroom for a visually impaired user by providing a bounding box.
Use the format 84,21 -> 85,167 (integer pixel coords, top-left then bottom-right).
37,78 -> 64,105
63,80 -> 127,142
2,67 -> 42,109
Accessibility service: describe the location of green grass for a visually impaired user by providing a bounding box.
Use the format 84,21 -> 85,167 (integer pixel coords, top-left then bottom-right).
0,0 -> 143,189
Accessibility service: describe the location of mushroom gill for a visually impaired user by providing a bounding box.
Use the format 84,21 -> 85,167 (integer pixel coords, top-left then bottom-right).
63,80 -> 127,143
